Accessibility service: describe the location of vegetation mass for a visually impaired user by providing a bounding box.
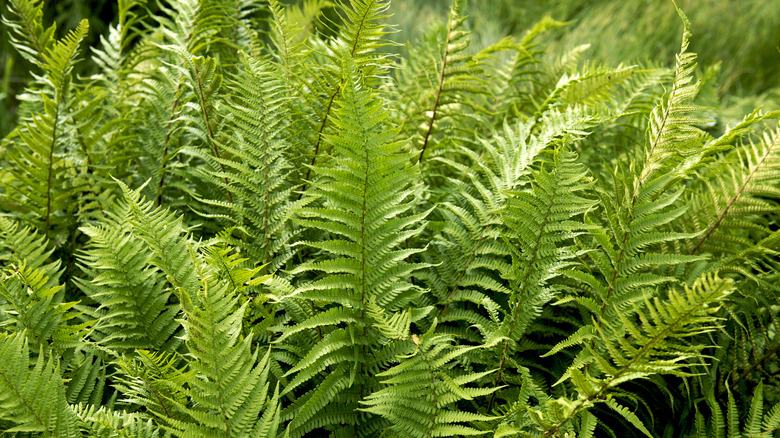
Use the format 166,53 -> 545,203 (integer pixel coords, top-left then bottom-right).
1,0 -> 780,436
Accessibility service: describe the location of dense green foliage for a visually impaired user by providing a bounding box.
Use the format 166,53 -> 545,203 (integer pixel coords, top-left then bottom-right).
1,0 -> 780,436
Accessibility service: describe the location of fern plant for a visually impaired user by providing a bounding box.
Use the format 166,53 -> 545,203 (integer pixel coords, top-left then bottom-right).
1,0 -> 779,437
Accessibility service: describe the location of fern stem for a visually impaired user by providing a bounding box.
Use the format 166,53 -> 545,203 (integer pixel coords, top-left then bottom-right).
298,89 -> 338,201
191,61 -> 233,204
723,342 -> 780,396
43,98 -> 61,238
417,8 -> 457,165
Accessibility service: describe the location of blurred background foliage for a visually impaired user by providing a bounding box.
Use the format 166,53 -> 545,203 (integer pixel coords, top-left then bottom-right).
1,0 -> 779,138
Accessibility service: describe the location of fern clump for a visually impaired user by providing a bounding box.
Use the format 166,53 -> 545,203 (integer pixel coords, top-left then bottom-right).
1,0 -> 779,436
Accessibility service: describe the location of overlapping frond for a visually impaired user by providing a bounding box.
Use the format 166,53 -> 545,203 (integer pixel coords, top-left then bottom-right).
165,257 -> 279,438
361,327 -> 498,437
544,273 -> 733,437
76,205 -> 182,352
117,182 -> 200,304
683,122 -> 780,259
486,148 -> 597,404
192,53 -> 300,271
0,217 -> 82,350
0,331 -> 79,437
1,20 -> 89,239
280,59 -> 428,435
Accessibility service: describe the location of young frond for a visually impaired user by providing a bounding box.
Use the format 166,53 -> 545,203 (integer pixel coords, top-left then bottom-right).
641,6 -> 708,182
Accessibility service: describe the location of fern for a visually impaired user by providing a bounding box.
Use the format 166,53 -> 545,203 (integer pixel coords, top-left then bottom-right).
76,203 -> 182,352
361,325 -> 498,437
1,0 -> 57,68
280,59 -> 429,436
1,0 -> 779,436
0,331 -> 79,437
190,52 -> 300,271
1,20 -> 89,241
546,273 -> 734,437
0,217 -> 84,351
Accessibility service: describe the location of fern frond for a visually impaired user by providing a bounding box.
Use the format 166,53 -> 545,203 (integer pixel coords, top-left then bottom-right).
488,148 -> 597,404
361,326 -> 498,437
296,0 -> 393,196
76,205 -> 182,352
191,53 -> 301,271
684,122 -> 780,258
0,331 -> 79,437
391,0 -> 485,164
641,6 -> 708,183
113,349 -> 192,423
1,20 -> 90,239
167,258 -> 280,438
73,403 -> 168,438
1,0 -> 56,67
425,109 -> 597,336
280,58 -> 428,434
0,217 -> 83,350
548,273 -> 733,437
117,181 -> 200,305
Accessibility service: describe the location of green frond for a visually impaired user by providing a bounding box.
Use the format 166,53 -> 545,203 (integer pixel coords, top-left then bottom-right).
1,20 -> 89,239
549,273 -> 733,436
171,265 -> 279,437
682,122 -> 780,259
641,6 -> 708,182
76,206 -> 182,351
116,181 -> 200,305
90,0 -> 147,94
0,331 -> 79,437
113,350 -> 192,423
332,0 -> 394,83
152,0 -> 230,56
393,0 -> 486,164
73,403 -> 169,438
1,0 -> 56,67
281,58 -> 429,433
191,53 -> 301,270
486,148 -> 597,405
361,327 -> 499,438
0,218 -> 83,350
